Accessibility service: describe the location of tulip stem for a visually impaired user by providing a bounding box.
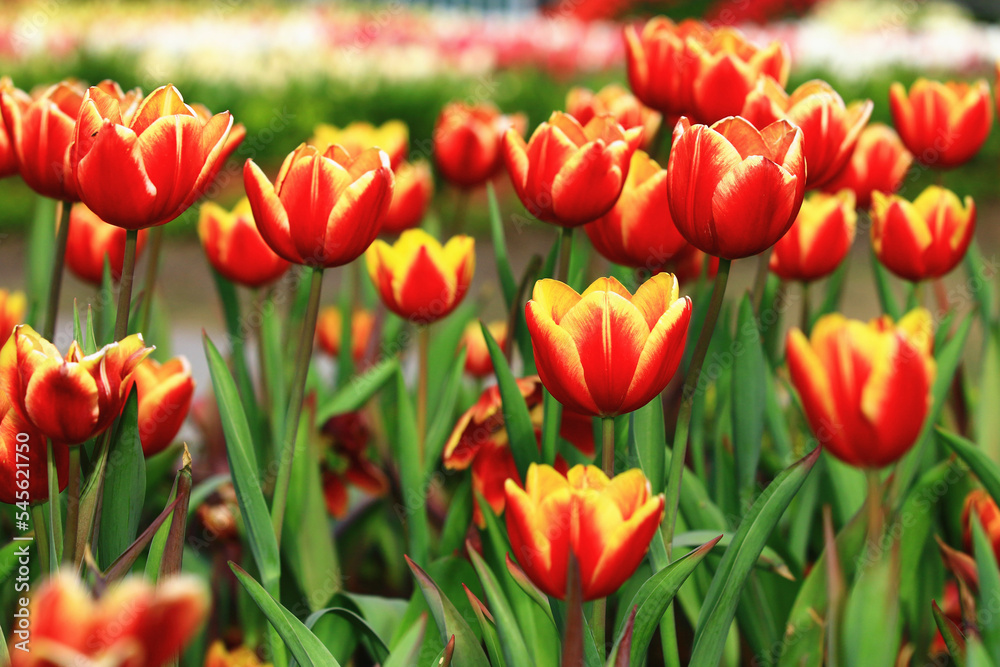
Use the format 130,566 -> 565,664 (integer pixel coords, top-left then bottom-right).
751,248 -> 771,315
801,281 -> 812,336
31,505 -> 49,575
866,469 -> 884,554
42,201 -> 71,341
556,226 -> 574,284
417,324 -> 431,466
138,227 -> 164,335
271,266 -> 324,549
114,229 -> 139,341
63,448 -> 81,561
665,257 -> 731,558
45,439 -> 62,567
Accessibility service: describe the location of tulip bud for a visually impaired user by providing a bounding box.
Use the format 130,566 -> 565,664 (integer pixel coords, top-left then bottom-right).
198,198 -> 290,288
132,356 -> 195,457
66,203 -> 149,285
434,102 -> 526,190
770,190 -> 857,282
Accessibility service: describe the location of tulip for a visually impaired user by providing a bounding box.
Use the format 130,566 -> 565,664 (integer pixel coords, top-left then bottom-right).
0,325 -> 152,445
526,274 -> 691,417
667,116 -> 805,259
584,150 -> 687,270
0,289 -> 26,348
320,411 -> 388,518
131,356 -> 195,457
311,120 -> 408,170
963,489 -> 1000,560
503,111 -> 643,227
10,570 -> 208,667
433,102 -> 526,189
623,17 -> 711,119
822,123 -> 913,209
444,376 -> 594,526
0,390 -> 67,504
198,198 -> 290,288
192,102 -> 246,166
316,307 -> 375,361
870,186 -> 975,282
382,160 -> 433,234
0,77 -> 29,179
245,144 -> 394,268
786,309 -> 936,468
889,78 -> 993,169
741,78 -> 873,188
65,203 -> 149,285
460,320 -> 506,378
205,641 -> 272,667
505,463 -> 664,600
769,190 -> 857,282
566,84 -> 662,150
366,229 -> 474,324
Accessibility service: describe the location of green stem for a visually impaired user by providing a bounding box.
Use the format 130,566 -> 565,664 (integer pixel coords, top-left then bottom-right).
45,439 -> 62,567
31,505 -> 49,575
591,417 -> 616,659
271,266 -> 324,548
555,226 -> 574,284
417,324 -> 430,467
42,201 -> 70,341
665,258 -> 732,557
866,469 -> 884,554
801,281 -> 812,336
114,229 -> 139,341
138,226 -> 164,334
751,248 -> 771,315
62,447 -> 80,561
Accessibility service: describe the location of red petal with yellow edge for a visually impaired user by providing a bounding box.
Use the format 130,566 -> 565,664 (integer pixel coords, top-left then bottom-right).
713,117 -> 769,160
505,478 -> 569,599
394,245 -> 454,322
710,156 -> 799,259
551,141 -> 628,226
629,273 -> 679,329
471,438 -> 521,527
872,194 -> 931,281
532,279 -> 583,324
18,101 -> 77,199
72,88 -> 124,162
526,299 -> 600,416
322,169 -> 393,267
625,297 -> 691,414
129,576 -> 210,667
502,128 -> 530,193
177,111 -> 234,213
586,494 -> 664,600
76,122 -> 157,229
24,362 -> 100,444
244,159 -> 299,264
279,155 -> 351,262
0,397 -> 67,504
888,83 -> 916,151
28,571 -> 95,655
137,115 -> 211,215
129,85 -> 195,137
786,329 -> 839,447
693,55 -> 755,124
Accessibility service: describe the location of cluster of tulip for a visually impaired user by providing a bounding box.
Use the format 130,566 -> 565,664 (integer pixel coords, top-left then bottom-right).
2,9 -> 1000,667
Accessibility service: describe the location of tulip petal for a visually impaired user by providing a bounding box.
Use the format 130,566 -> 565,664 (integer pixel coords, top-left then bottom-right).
551,141 -> 626,225
629,273 -> 679,329
625,297 -> 691,413
244,159 -> 300,264
76,122 -> 157,229
711,156 -> 798,259
322,168 -> 392,266
532,279 -> 583,323
585,495 -> 664,599
24,362 -> 100,444
526,300 -> 599,416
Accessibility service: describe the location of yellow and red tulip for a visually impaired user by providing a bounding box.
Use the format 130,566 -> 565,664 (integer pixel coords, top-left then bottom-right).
889,78 -> 993,169
71,84 -> 234,229
822,123 -> 913,209
786,309 -> 935,469
505,463 -> 664,600
460,320 -> 507,378
742,78 -> 873,188
204,641 -> 272,667
198,198 -> 290,288
624,17 -> 710,120
244,144 -> 394,268
434,102 -> 526,190
311,119 -> 408,170
526,274 -> 691,417
584,150 -> 687,270
870,186 -> 975,282
566,83 -> 661,150
382,160 -> 433,234
0,390 -> 67,504
963,489 -> 1000,560
0,289 -> 26,348
365,229 -> 474,324
66,203 -> 149,285
0,77 -> 29,179
0,325 -> 152,445
10,570 -> 208,667
503,111 -> 643,227
132,356 -> 195,457
316,307 -> 376,362
769,190 -> 857,282
667,116 -> 805,260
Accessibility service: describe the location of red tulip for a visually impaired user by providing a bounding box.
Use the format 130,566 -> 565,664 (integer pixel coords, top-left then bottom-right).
0,77 -> 29,179
769,190 -> 857,282
245,144 -> 394,268
0,390 -> 67,505
822,123 -> 913,209
311,120 -> 408,170
198,198 -> 290,288
566,84 -> 662,150
66,203 -> 149,285
132,356 -> 195,457
460,320 -> 507,378
434,102 -> 526,189
382,160 -> 433,234
320,411 -> 388,518
0,289 -> 26,349
316,308 -> 376,361
623,17 -> 710,119
667,116 -> 805,259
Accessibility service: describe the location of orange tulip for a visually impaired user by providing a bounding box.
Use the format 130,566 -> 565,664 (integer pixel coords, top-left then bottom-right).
198,198 -> 290,288
320,411 -> 388,518
71,84 -> 233,229
624,17 -> 711,119
741,78 -> 873,188
311,120 -> 408,170
204,641 -> 272,667
870,186 -> 975,282
786,309 -> 935,468
503,111 -> 643,227
192,102 -> 246,166
66,203 -> 149,285
0,325 -> 152,445
132,356 -> 195,457
382,160 -> 433,234
10,570 -> 208,667
433,102 -> 526,190
365,229 -> 474,324
505,464 -> 664,600
0,289 -> 26,348
566,84 -> 662,150
0,390 -> 67,504
444,376 -> 594,527
667,116 -> 805,259
822,123 -> 913,209
769,190 -> 857,282
963,489 -> 1000,560
526,274 -> 691,417
460,320 -> 507,378
316,308 -> 376,361
889,78 -> 993,169
245,144 -> 394,268
0,77 -> 28,179
584,150 -> 687,271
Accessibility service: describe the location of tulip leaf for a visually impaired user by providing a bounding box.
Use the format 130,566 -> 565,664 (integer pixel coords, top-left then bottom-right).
968,637 -> 996,667
481,321 -> 538,478
439,477 -> 473,556
977,327 -> 1000,462
405,555 -> 490,667
814,260 -> 849,327
428,304 -> 474,414
108,494 -> 181,583
613,536 -> 720,667
933,600 -> 967,667
424,347 -> 468,479
607,605 -> 636,667
842,537 -> 901,667
972,514 -> 1000,657
732,293 -> 767,511
464,585 -> 505,667
691,447 -> 820,666
938,427 -> 1000,506
25,196 -> 56,328
631,397 -> 666,493
303,608 -> 389,664
230,563 -> 341,667
505,553 -> 555,625
316,357 -> 399,423
487,182 -> 518,309
97,392 -> 146,570
870,249 -> 901,320
468,544 -> 533,667
387,369 -> 430,565
260,292 -> 288,458
671,531 -> 790,578
965,239 -> 997,325
384,614 -> 427,667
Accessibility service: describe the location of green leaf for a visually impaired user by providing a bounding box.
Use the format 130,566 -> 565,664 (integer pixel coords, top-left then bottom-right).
424,347 -> 468,478
97,393 -> 146,570
671,531 -> 790,578
504,553 -> 555,625
964,239 -> 996,325
732,294 -> 767,510
405,555 -> 490,667
969,638 -> 996,667
842,540 -> 901,667
938,428 -> 1000,507
384,614 -> 427,667
977,327 -> 1000,462
933,600 -> 966,667
631,398 -> 666,493
487,182 -> 518,308
260,293 -> 288,461
870,249 -> 901,320
388,370 -> 430,565
316,357 -> 399,423
230,563 -> 341,667
465,586 -> 505,667
813,260 -> 848,326
439,477 -> 473,556
304,608 -> 388,664
691,447 -> 820,666
468,545 -> 532,667
26,196 -> 55,328
481,321 -> 537,478
973,514 -> 1000,657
